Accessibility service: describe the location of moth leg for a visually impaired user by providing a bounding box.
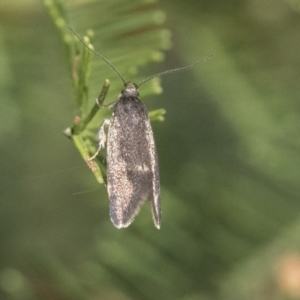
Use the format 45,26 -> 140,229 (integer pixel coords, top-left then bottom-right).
88,119 -> 110,161
102,101 -> 117,109
96,98 -> 117,109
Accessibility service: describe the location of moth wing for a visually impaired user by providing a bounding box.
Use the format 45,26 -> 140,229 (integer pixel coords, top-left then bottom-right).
144,111 -> 161,228
107,98 -> 161,228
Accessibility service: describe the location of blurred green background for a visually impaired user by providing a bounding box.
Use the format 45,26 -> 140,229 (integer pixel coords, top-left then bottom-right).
1,0 -> 300,299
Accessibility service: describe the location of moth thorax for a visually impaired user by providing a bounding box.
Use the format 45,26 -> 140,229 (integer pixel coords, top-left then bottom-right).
122,83 -> 139,97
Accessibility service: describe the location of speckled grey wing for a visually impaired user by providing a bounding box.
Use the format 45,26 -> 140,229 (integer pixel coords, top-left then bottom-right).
107,97 -> 161,229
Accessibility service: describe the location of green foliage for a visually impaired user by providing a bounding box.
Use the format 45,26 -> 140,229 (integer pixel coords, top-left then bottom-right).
2,0 -> 300,300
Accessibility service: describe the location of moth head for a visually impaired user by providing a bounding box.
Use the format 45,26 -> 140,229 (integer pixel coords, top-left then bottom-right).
122,82 -> 139,97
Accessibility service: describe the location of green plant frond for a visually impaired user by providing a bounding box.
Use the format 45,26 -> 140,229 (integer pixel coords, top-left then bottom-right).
44,0 -> 170,184
65,0 -> 170,105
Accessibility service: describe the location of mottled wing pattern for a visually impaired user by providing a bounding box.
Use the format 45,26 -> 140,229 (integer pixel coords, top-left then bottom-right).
107,96 -> 161,228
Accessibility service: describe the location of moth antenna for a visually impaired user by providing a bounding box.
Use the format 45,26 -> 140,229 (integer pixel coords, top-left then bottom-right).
68,26 -> 126,84
138,54 -> 214,87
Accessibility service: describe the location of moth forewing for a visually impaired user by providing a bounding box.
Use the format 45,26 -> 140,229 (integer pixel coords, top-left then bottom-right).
144,116 -> 161,229
107,83 -> 161,229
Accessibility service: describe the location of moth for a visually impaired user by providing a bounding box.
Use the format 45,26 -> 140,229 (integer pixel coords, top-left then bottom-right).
101,82 -> 160,229
70,27 -> 212,229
